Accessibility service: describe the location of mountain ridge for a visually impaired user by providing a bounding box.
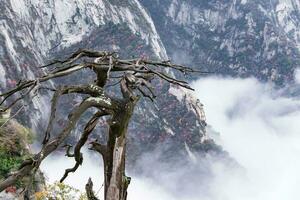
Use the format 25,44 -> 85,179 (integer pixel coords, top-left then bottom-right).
140,0 -> 300,84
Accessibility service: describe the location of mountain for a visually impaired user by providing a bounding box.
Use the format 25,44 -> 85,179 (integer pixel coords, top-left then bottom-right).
140,0 -> 300,85
1,0 -> 299,168
0,0 -> 216,167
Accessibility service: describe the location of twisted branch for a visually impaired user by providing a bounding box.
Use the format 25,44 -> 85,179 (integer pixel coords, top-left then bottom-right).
43,84 -> 109,144
60,110 -> 109,182
0,95 -> 115,191
0,49 -> 202,193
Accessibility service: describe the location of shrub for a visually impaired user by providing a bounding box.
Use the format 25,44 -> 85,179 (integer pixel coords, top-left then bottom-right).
34,182 -> 88,200
0,150 -> 23,178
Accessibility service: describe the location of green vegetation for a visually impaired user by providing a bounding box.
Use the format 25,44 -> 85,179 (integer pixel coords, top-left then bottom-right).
0,150 -> 23,178
0,149 -> 26,188
0,115 -> 36,188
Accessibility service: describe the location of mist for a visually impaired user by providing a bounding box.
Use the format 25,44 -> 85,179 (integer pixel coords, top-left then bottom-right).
192,76 -> 300,200
41,75 -> 300,200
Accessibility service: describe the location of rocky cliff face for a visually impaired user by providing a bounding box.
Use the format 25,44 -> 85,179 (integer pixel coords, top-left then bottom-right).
0,0 -> 213,166
2,0 -> 298,167
140,0 -> 300,85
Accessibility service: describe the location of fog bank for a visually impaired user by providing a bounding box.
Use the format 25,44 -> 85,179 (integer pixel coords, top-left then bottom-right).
192,76 -> 300,200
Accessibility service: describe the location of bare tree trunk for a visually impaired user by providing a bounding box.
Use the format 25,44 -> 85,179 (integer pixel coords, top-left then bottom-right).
105,100 -> 134,200
92,99 -> 136,200
105,135 -> 127,200
0,49 -> 196,198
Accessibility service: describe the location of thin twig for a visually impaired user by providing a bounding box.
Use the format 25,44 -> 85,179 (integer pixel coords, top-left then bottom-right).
0,105 -> 25,128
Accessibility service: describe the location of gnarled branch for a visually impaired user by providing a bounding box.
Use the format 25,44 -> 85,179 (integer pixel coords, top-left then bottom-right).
0,49 -> 202,197
0,96 -> 115,191
89,140 -> 107,158
60,110 -> 109,182
43,84 -> 110,144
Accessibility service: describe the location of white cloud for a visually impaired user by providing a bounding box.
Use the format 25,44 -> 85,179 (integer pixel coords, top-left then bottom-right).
41,150 -> 105,198
192,76 -> 300,200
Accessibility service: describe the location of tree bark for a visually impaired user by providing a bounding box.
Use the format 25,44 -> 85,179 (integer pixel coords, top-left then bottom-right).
0,49 -> 196,198
86,178 -> 99,200
92,98 -> 136,200
105,100 -> 135,200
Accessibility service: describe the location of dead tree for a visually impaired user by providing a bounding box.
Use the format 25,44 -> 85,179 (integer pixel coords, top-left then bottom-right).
0,49 -> 202,200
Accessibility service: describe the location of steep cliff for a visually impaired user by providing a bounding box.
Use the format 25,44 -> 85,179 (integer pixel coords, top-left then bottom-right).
0,0 -> 213,168
141,0 -> 300,85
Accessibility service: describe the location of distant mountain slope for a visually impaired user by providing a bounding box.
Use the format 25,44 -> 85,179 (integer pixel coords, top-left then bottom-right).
140,0 -> 300,85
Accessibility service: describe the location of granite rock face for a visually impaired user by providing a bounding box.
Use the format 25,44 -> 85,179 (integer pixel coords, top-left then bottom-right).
0,0 -> 212,167
2,0 -> 298,166
140,0 -> 300,84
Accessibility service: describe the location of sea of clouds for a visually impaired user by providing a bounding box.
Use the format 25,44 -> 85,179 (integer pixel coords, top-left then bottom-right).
41,71 -> 300,200
191,75 -> 300,200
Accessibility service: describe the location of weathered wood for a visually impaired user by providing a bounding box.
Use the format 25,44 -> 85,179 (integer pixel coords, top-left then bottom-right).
0,95 -> 115,191
105,101 -> 136,200
0,49 -> 197,200
85,178 -> 99,200
60,111 -> 108,182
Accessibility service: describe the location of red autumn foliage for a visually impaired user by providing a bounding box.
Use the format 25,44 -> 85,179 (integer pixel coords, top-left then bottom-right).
5,186 -> 17,194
